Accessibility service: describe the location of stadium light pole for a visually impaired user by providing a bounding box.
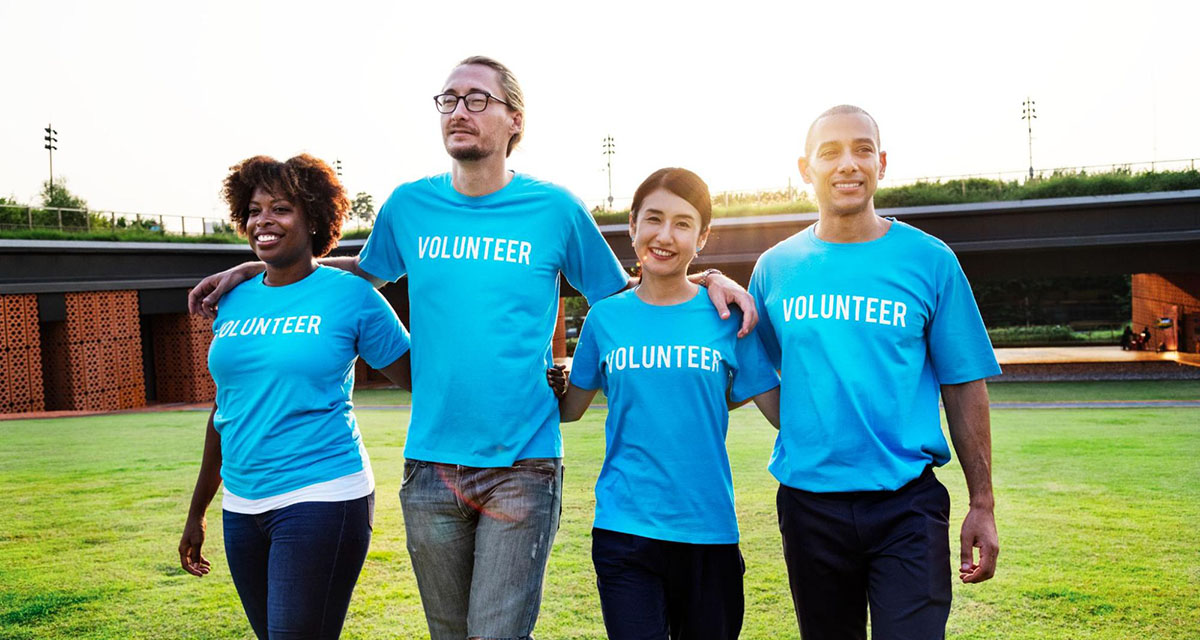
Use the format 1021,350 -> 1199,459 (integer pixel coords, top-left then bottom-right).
1021,98 -> 1037,180
43,124 -> 58,192
602,136 -> 615,211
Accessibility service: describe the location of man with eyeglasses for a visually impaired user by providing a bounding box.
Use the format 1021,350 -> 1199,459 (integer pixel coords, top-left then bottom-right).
748,105 -> 1000,639
189,55 -> 757,640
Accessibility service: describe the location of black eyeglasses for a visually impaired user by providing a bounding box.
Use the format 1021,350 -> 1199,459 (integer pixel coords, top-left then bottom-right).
433,91 -> 510,114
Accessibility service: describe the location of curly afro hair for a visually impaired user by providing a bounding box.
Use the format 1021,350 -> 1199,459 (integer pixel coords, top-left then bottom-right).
222,154 -> 350,257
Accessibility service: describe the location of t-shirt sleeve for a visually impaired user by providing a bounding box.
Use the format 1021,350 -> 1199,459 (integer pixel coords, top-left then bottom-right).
562,202 -> 628,305
748,261 -> 783,371
729,311 -> 781,403
927,254 -> 1001,384
569,311 -> 604,391
357,192 -> 406,282
355,285 -> 411,369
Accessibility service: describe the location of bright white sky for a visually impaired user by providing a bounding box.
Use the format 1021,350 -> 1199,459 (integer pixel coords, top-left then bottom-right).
2,0 -> 1198,219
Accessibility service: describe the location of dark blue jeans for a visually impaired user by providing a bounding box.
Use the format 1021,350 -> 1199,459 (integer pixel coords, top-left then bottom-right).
222,494 -> 374,640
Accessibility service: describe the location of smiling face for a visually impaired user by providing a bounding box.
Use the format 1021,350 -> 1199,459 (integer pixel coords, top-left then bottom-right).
245,187 -> 313,267
799,112 -> 887,217
629,189 -> 710,281
440,64 -> 523,162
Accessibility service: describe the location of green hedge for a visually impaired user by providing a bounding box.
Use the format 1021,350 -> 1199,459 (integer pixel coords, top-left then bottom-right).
594,168 -> 1200,224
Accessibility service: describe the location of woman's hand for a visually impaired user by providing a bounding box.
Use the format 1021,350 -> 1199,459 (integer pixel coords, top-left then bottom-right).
179,516 -> 212,577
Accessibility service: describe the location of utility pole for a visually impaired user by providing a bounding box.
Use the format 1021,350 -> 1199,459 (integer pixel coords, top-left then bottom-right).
334,158 -> 343,180
1021,98 -> 1036,180
43,124 -> 58,193
602,135 -> 615,211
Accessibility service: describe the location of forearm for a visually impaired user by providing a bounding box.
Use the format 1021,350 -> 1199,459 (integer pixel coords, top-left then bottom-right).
319,256 -> 387,288
942,379 -> 994,509
751,386 -> 781,430
559,385 -> 597,423
377,353 -> 412,391
187,410 -> 223,521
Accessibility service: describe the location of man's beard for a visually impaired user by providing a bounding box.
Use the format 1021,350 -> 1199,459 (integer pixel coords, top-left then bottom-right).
446,143 -> 490,162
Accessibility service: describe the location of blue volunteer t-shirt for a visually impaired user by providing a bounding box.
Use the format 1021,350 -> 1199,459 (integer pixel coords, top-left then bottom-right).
358,172 -> 628,467
749,220 -> 1001,492
208,266 -> 410,500
571,289 -> 780,544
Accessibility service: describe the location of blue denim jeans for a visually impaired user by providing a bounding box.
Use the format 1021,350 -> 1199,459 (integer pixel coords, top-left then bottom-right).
400,458 -> 562,640
222,494 -> 374,640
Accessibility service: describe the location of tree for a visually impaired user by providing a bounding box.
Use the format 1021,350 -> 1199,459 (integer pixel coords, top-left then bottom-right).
41,177 -> 88,210
351,192 -> 375,223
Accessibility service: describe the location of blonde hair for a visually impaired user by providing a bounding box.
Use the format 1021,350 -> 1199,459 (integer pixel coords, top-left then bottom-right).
457,55 -> 525,157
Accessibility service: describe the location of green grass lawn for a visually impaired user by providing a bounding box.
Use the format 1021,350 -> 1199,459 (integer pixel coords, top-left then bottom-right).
1,405 -> 1198,639
987,380 -> 1200,403
351,380 -> 1200,409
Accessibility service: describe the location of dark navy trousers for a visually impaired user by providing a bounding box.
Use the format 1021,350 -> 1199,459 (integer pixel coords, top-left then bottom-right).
592,528 -> 745,640
777,466 -> 952,640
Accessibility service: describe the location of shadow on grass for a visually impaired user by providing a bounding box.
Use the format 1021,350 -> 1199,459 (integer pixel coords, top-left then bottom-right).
0,589 -> 111,631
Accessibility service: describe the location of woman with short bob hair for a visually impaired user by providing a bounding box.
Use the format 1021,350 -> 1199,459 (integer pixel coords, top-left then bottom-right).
179,154 -> 412,639
558,168 -> 781,639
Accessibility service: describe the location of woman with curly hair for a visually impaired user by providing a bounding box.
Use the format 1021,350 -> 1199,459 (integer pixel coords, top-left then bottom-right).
178,154 -> 411,639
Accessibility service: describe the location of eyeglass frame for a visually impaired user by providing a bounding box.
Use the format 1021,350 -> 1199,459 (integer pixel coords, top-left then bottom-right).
432,91 -> 512,114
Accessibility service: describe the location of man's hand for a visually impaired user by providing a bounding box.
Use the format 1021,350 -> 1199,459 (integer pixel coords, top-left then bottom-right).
188,262 -> 265,318
703,272 -> 759,337
959,505 -> 999,583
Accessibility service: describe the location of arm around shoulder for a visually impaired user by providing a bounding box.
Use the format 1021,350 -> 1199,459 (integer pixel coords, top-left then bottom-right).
320,255 -> 389,289
188,262 -> 265,318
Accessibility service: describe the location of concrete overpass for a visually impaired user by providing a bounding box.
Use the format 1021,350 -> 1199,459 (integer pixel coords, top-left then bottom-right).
606,189 -> 1200,284
4,189 -> 1198,304
2,189 -> 1198,413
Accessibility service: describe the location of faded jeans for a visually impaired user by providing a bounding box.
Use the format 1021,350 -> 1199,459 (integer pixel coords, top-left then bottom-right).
400,458 -> 563,640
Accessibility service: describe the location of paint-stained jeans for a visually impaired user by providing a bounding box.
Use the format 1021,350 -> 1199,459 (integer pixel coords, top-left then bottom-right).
400,458 -> 562,640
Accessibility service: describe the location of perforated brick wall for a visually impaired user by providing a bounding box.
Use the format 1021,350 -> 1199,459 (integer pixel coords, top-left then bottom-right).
1,294 -> 46,413
41,291 -> 146,411
152,313 -> 216,403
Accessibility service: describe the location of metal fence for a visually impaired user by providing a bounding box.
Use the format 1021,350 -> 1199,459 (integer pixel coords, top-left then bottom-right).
0,204 -> 374,237
6,157 -> 1198,230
